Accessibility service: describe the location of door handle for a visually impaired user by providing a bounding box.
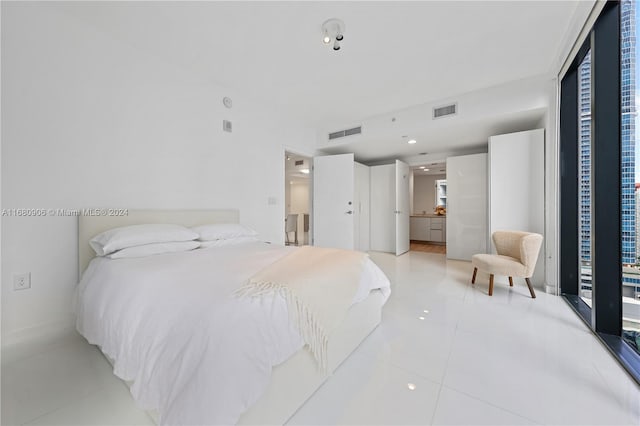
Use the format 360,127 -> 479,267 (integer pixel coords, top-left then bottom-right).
346,210 -> 353,215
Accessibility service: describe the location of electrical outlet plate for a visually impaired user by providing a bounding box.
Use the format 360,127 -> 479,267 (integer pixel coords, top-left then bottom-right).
14,272 -> 31,290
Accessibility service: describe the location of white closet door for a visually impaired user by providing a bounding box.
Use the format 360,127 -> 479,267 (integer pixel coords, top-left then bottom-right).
370,164 -> 396,253
446,153 -> 488,260
313,154 -> 355,250
395,160 -> 410,255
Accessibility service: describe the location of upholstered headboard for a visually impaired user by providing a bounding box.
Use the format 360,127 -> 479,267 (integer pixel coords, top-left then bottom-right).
78,209 -> 240,276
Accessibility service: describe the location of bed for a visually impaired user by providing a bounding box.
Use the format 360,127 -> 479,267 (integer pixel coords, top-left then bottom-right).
75,209 -> 391,425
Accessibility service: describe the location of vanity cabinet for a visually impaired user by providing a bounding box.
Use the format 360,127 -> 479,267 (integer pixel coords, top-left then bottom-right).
410,216 -> 446,243
410,217 -> 430,240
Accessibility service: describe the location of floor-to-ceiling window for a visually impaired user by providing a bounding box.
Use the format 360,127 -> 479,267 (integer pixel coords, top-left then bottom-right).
621,0 -> 640,355
560,0 -> 640,383
578,50 -> 593,306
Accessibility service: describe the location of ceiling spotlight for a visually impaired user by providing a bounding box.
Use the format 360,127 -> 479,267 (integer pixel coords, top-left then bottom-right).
424,168 -> 430,171
419,166 -> 425,169
321,18 -> 345,50
408,139 -> 417,144
301,168 -> 310,174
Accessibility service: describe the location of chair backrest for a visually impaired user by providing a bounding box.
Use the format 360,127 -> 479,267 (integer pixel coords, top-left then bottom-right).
492,230 -> 543,277
285,214 -> 298,232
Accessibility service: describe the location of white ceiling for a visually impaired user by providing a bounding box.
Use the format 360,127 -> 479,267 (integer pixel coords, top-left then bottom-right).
58,1 -> 592,162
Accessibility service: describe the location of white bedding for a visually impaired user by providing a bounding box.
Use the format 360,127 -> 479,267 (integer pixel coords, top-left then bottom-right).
75,241 -> 390,425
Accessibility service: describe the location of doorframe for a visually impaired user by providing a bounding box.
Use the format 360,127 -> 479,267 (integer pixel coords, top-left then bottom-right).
283,146 -> 314,246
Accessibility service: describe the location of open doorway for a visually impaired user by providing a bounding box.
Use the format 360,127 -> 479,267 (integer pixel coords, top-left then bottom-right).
285,151 -> 311,246
410,161 -> 447,254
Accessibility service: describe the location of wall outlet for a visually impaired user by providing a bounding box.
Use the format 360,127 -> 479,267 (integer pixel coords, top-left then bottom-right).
13,272 -> 31,291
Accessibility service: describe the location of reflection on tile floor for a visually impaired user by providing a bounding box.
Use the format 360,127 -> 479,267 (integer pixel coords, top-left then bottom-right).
2,251 -> 639,425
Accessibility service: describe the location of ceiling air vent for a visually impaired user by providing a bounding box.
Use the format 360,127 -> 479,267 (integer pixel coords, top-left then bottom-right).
433,103 -> 457,119
328,126 -> 362,140
295,160 -> 304,166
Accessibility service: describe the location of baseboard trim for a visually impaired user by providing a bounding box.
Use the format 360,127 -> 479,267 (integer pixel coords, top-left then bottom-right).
1,317 -> 76,364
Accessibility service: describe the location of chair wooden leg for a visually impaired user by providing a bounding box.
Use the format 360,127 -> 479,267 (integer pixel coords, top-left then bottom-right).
508,276 -> 514,287
488,274 -> 494,296
525,278 -> 536,299
471,267 -> 477,284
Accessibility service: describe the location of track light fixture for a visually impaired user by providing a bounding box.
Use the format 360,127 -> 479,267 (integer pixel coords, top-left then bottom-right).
321,18 -> 345,51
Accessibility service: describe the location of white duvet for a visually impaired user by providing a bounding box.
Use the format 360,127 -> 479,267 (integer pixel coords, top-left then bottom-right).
75,241 -> 390,425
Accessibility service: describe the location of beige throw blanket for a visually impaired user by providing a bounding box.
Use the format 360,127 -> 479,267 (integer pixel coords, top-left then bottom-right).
235,246 -> 368,372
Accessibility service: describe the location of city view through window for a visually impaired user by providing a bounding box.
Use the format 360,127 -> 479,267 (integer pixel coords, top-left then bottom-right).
579,0 -> 640,354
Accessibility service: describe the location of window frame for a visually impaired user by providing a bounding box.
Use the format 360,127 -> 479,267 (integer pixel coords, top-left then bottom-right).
559,0 -> 640,384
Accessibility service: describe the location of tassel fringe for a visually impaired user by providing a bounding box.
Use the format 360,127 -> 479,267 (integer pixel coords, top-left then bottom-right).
235,282 -> 329,373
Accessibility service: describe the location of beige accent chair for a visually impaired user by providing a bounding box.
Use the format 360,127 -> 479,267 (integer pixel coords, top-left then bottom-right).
471,230 -> 543,298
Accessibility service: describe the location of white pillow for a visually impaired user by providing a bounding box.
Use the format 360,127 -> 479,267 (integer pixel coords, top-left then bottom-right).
191,223 -> 258,241
107,241 -> 201,259
90,224 -> 199,256
198,236 -> 259,248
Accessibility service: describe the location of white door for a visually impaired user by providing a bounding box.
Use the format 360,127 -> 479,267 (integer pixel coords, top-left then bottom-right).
370,164 -> 395,252
446,153 -> 488,260
395,160 -> 410,255
313,154 -> 355,250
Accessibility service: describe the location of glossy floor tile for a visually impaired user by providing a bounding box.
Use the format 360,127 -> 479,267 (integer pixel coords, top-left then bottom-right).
2,251 -> 639,425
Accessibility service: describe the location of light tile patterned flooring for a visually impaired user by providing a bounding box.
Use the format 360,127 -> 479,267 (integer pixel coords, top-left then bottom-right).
2,251 -> 640,425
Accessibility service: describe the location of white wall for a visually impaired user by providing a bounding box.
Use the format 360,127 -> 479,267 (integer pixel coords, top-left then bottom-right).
413,174 -> 445,214
354,163 -> 370,252
488,129 -> 545,287
1,5 -> 316,347
536,81 -> 558,294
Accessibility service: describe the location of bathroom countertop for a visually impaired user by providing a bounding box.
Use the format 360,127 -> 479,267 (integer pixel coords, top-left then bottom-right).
410,214 -> 446,218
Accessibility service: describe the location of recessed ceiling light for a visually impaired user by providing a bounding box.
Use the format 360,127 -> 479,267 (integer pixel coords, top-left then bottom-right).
424,169 -> 430,171
408,139 -> 417,144
407,383 -> 417,391
301,168 -> 310,174
419,166 -> 426,169
286,156 -> 291,161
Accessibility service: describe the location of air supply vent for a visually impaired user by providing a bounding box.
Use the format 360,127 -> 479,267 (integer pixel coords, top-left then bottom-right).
328,126 -> 362,140
433,103 -> 457,119
295,160 -> 304,166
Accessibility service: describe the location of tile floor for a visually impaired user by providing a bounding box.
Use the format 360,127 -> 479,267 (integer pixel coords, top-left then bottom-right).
2,251 -> 640,425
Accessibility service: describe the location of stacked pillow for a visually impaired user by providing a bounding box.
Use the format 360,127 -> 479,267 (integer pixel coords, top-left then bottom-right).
90,224 -> 200,259
90,223 -> 260,259
191,223 -> 258,248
